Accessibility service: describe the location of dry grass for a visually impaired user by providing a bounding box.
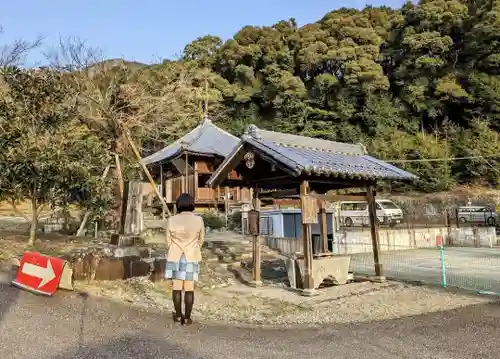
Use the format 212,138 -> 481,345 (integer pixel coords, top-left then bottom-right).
0,201 -> 50,217
0,231 -> 90,260
0,201 -> 80,217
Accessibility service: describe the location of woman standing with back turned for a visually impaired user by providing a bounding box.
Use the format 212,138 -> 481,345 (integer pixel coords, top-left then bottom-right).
165,193 -> 204,325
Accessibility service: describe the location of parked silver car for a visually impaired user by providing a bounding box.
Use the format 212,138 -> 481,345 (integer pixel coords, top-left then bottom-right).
457,205 -> 497,226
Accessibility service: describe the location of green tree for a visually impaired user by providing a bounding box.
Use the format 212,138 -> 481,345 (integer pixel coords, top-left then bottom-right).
0,67 -> 109,244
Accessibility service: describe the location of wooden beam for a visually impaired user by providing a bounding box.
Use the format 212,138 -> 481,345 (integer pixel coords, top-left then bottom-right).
311,193 -> 368,202
366,184 -> 383,277
123,127 -> 171,217
208,143 -> 247,188
271,192 -> 369,206
271,199 -> 300,206
258,188 -> 299,199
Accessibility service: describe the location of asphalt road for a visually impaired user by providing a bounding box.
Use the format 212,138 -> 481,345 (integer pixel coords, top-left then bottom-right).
1,279 -> 500,359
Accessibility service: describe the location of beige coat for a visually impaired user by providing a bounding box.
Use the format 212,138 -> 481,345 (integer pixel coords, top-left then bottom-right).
166,212 -> 205,262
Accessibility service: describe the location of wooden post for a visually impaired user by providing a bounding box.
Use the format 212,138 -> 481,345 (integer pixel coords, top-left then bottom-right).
123,181 -> 143,235
366,184 -> 383,278
194,161 -> 199,201
300,181 -> 315,295
184,152 -> 189,195
160,164 -> 165,220
114,154 -> 124,197
251,187 -> 262,287
224,186 -> 230,228
319,201 -> 328,253
119,181 -> 130,234
445,209 -> 451,245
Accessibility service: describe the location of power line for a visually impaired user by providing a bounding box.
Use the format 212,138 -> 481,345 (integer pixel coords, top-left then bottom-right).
386,154 -> 500,163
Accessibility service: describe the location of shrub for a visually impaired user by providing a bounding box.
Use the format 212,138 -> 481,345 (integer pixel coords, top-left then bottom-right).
200,211 -> 225,230
228,210 -> 242,231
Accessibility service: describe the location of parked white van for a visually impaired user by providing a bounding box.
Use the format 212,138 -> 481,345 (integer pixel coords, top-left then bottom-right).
339,199 -> 404,227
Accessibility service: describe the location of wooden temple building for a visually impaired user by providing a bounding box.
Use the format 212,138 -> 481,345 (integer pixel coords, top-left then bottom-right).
207,124 -> 417,295
143,117 -> 252,213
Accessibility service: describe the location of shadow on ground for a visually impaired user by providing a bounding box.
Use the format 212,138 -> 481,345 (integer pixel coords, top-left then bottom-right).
46,300 -> 500,359
49,334 -> 203,359
0,266 -> 20,323
3,268 -> 500,358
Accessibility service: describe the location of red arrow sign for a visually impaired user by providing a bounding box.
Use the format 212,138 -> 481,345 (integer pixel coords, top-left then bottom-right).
12,252 -> 65,296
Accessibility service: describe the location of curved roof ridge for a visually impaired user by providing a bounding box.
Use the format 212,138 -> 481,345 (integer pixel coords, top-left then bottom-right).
244,124 -> 365,155
143,117 -> 239,165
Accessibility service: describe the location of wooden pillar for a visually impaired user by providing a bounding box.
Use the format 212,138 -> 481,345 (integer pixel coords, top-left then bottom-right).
224,186 -> 230,227
319,201 -> 328,253
251,186 -> 262,287
300,181 -> 315,295
118,181 -> 130,234
184,152 -> 189,195
194,161 -> 199,201
366,184 -> 383,278
160,164 -> 165,220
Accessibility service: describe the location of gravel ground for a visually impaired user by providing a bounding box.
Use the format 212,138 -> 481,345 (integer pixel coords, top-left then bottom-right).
75,275 -> 493,326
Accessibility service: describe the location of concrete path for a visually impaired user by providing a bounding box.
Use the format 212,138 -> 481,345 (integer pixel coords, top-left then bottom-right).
1,279 -> 500,358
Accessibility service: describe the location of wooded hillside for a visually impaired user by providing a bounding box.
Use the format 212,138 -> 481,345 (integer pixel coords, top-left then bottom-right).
175,0 -> 500,192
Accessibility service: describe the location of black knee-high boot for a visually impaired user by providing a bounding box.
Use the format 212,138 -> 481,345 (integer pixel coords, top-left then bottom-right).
172,290 -> 183,322
184,291 -> 194,325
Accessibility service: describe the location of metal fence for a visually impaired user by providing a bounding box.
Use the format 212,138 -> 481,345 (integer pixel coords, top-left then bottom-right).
347,235 -> 500,294
336,209 -> 498,232
257,197 -> 500,293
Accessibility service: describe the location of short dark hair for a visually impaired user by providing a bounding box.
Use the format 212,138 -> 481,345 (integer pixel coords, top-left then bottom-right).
176,193 -> 195,213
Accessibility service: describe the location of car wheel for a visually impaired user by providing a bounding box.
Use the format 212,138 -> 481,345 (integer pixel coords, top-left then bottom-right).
345,217 -> 353,227
459,217 -> 467,224
487,217 -> 496,226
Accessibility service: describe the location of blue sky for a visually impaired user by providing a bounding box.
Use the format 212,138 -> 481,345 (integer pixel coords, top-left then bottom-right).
3,0 -> 405,66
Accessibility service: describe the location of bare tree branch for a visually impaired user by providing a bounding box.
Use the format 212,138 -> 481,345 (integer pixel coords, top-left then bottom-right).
0,26 -> 43,67
43,36 -> 102,71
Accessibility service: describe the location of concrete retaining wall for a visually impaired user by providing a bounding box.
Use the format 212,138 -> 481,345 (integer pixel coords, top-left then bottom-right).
264,226 -> 498,255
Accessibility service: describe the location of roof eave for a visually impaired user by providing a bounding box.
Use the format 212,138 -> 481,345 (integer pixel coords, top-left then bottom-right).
207,142 -> 246,188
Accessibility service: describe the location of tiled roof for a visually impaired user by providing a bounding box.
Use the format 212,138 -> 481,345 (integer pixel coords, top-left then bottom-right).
208,125 -> 417,186
143,118 -> 239,165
